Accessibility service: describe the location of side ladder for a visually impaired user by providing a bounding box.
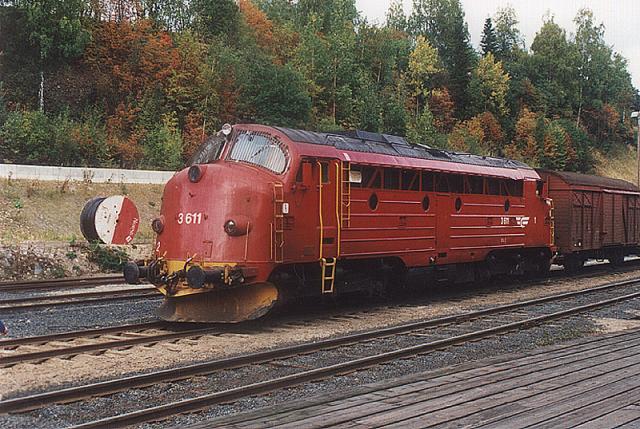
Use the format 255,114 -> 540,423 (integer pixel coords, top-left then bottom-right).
341,162 -> 351,228
273,182 -> 285,263
321,257 -> 337,293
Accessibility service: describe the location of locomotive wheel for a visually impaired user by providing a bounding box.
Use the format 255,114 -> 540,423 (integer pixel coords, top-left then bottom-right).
156,282 -> 279,323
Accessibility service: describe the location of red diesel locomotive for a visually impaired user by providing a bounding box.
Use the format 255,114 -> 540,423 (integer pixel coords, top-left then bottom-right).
124,124 -> 555,322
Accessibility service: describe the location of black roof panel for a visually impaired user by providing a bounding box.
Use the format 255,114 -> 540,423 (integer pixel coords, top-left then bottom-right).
274,126 -> 532,171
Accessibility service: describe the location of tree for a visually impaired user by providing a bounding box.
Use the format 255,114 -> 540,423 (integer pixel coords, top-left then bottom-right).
241,61 -> 311,126
504,107 -> 540,165
494,6 -> 522,63
192,0 -> 240,40
386,0 -> 406,32
469,52 -> 510,117
480,17 -> 498,56
408,35 -> 441,115
409,0 -> 475,117
11,0 -> 90,111
407,103 -> 438,147
529,19 -> 580,117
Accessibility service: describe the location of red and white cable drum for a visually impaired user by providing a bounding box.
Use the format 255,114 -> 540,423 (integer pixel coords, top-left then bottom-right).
80,196 -> 140,245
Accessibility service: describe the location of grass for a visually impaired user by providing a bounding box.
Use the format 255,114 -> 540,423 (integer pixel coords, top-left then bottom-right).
0,178 -> 163,244
593,143 -> 639,184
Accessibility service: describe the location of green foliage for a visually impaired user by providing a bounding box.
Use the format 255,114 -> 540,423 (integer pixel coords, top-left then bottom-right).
407,104 -> 438,147
87,243 -> 129,272
469,53 -> 510,117
140,116 -> 184,170
0,109 -> 108,166
192,0 -> 240,40
241,61 -> 311,127
493,6 -> 522,63
409,0 -> 476,116
0,1 -> 637,175
12,0 -> 89,62
480,18 -> 498,56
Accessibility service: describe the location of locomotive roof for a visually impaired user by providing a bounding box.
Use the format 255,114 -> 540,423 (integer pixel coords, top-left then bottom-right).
537,169 -> 640,193
273,127 -> 532,172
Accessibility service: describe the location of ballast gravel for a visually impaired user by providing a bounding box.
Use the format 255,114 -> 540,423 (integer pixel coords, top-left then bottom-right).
3,267 -> 640,428
3,291 -> 640,428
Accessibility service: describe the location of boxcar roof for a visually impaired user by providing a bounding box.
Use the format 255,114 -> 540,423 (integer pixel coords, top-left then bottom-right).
537,169 -> 640,192
273,126 -> 532,172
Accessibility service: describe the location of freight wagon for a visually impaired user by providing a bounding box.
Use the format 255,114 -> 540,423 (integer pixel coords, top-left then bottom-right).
536,170 -> 640,272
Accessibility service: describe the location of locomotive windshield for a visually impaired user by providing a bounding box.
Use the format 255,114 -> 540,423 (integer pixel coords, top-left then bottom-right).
188,134 -> 225,166
228,131 -> 288,174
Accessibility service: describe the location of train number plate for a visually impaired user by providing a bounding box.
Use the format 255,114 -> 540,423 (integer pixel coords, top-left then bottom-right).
177,212 -> 204,225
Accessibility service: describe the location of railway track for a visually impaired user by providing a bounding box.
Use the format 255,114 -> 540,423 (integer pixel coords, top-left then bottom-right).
3,276 -> 640,428
0,275 -> 124,293
3,265 -> 633,368
0,286 -> 160,311
0,321 -> 230,366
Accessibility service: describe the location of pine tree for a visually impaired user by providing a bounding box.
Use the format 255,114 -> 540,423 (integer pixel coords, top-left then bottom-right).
480,17 -> 498,56
408,0 -> 475,118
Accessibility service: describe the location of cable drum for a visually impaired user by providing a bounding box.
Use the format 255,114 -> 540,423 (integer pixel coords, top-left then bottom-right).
80,196 -> 140,245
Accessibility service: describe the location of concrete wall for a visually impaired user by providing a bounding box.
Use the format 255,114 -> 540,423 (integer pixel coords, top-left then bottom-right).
0,163 -> 176,184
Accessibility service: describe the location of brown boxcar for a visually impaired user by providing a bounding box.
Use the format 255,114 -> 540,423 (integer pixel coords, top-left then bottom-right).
536,169 -> 640,271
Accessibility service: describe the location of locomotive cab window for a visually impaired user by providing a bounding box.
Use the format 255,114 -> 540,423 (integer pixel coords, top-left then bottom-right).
228,131 -> 288,174
188,134 -> 225,166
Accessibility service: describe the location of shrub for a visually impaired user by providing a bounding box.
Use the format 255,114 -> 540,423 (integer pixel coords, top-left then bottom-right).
0,110 -> 51,163
71,109 -> 110,166
140,115 -> 184,170
87,243 -> 129,272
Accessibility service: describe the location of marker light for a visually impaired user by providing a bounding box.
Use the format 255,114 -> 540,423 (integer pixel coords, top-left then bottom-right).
221,123 -> 233,136
188,165 -> 203,183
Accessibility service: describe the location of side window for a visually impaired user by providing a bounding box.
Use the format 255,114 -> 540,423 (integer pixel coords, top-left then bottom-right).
465,176 -> 484,194
421,171 -> 434,191
384,168 -> 400,190
514,180 -> 524,197
449,174 -> 464,194
321,162 -> 330,184
436,173 -> 449,193
296,164 -> 303,182
363,166 -> 382,189
401,170 -> 420,191
487,178 -> 500,195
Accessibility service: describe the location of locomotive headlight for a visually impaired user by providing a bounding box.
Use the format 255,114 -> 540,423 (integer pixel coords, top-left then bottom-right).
221,123 -> 233,136
151,217 -> 164,234
188,165 -> 203,183
224,219 -> 238,235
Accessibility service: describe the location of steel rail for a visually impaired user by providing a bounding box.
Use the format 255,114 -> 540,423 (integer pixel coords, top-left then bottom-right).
0,275 -> 125,292
0,321 -> 167,347
0,325 -> 223,366
3,276 -> 639,416
0,287 -> 160,311
66,289 -> 640,429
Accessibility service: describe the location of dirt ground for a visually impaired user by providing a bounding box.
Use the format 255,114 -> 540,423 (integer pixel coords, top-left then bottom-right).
0,178 -> 163,244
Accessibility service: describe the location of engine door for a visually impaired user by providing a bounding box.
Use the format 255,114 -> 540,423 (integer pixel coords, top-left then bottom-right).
317,159 -> 340,260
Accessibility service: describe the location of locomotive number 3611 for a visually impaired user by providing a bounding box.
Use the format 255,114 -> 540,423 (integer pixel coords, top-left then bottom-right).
177,212 -> 203,225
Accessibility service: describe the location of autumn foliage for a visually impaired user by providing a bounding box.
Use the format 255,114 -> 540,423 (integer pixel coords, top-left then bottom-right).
0,0 -> 637,172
